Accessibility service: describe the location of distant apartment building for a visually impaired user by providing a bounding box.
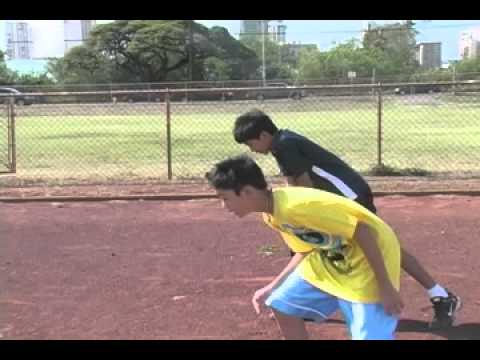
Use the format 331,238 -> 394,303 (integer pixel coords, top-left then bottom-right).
268,23 -> 287,44
5,21 -> 33,60
416,42 -> 442,69
459,28 -> 480,59
64,20 -> 96,52
2,20 -> 97,60
361,20 -> 409,41
240,20 -> 286,43
240,20 -> 266,39
1,20 -> 97,75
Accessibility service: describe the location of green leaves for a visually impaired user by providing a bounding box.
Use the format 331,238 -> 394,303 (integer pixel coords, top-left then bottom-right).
45,20 -> 258,84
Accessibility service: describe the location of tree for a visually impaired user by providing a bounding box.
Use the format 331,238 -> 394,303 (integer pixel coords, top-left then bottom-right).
49,45 -> 114,84
203,57 -> 232,81
297,47 -> 327,80
46,58 -> 68,84
13,72 -> 55,86
455,57 -> 480,74
363,21 -> 419,76
240,37 -> 294,80
207,26 -> 258,80
47,20 -> 258,84
297,40 -> 385,81
0,50 -> 16,84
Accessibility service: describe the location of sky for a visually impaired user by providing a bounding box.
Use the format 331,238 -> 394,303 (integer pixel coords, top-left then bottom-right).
197,20 -> 480,63
1,20 -> 480,74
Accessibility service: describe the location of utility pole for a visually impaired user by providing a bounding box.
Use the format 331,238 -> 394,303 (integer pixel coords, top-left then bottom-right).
262,20 -> 267,87
188,21 -> 194,82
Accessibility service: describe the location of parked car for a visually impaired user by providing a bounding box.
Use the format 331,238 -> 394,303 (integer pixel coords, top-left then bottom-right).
394,84 -> 442,95
0,87 -> 35,105
0,87 -> 34,106
117,89 -> 234,103
246,82 -> 306,101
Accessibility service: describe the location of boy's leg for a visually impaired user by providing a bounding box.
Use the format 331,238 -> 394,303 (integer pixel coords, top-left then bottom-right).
401,247 -> 436,290
359,193 -> 461,329
401,247 -> 461,329
271,310 -> 308,340
265,270 -> 339,339
338,300 -> 398,340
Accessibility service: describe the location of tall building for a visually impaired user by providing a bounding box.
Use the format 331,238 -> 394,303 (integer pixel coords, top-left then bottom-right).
28,20 -> 65,59
277,24 -> 287,43
361,20 -> 409,41
5,21 -> 33,60
459,28 -> 480,59
1,20 -> 98,75
268,21 -> 287,44
416,42 -> 442,69
64,20 -> 96,52
1,20 -> 97,60
240,20 -> 286,43
240,20 -> 267,39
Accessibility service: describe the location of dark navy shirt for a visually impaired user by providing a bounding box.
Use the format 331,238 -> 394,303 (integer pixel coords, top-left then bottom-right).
271,129 -> 374,210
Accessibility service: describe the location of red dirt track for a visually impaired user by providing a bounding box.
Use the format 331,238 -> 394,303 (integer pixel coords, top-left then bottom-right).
2,195 -> 480,340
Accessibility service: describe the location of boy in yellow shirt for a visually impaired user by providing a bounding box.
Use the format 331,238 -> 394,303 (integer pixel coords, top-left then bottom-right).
206,155 -> 403,340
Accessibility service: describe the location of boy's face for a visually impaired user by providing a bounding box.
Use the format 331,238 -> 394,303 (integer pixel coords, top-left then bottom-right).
215,188 -> 252,218
245,132 -> 271,154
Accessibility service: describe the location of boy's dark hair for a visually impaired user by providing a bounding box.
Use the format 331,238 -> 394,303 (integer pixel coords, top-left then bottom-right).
233,109 -> 278,144
205,155 -> 268,195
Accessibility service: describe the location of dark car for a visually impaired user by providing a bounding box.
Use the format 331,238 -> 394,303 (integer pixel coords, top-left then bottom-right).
246,82 -> 306,101
394,84 -> 442,95
0,87 -> 35,105
117,88 -> 234,103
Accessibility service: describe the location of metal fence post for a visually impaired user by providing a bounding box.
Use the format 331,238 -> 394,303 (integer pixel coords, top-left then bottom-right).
377,83 -> 383,168
165,90 -> 172,180
9,97 -> 16,173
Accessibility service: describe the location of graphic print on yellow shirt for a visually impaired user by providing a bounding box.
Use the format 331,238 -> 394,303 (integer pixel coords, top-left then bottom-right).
281,224 -> 353,275
263,187 -> 401,303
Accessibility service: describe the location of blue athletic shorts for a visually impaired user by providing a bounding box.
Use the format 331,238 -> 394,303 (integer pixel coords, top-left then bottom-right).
265,270 -> 398,340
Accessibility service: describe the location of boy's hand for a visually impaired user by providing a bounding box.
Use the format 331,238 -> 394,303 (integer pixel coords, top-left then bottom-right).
380,285 -> 404,315
252,284 -> 274,314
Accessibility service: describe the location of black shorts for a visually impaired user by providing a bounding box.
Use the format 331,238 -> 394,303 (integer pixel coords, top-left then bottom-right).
355,192 -> 377,214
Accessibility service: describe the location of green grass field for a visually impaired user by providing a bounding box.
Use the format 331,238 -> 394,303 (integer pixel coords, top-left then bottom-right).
1,96 -> 479,186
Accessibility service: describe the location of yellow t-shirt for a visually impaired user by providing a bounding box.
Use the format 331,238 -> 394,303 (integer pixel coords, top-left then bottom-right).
263,187 -> 400,303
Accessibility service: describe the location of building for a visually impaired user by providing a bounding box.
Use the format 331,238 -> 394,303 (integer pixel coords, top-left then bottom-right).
416,42 -> 442,69
240,20 -> 286,43
361,20 -> 409,41
5,21 -> 33,60
1,20 -> 97,75
276,24 -> 287,43
64,20 -> 96,52
240,20 -> 267,39
268,22 -> 287,44
28,20 -> 65,59
459,28 -> 480,59
1,20 -> 97,60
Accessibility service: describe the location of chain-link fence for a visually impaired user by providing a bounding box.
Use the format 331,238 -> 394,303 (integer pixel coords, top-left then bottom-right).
0,100 -> 14,174
0,81 -> 479,187
9,72 -> 480,94
382,87 -> 480,175
0,102 -> 8,172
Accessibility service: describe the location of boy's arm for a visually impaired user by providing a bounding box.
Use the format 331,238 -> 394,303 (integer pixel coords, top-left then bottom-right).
354,221 -> 404,315
252,251 -> 310,314
270,251 -> 308,289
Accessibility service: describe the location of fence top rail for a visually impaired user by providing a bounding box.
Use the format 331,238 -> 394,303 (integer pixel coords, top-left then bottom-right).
1,80 -> 479,97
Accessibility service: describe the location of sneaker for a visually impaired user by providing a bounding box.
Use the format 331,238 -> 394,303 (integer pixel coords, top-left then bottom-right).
429,290 -> 462,330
